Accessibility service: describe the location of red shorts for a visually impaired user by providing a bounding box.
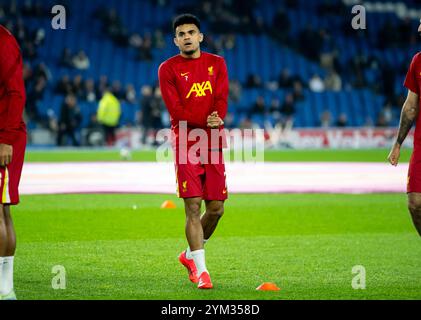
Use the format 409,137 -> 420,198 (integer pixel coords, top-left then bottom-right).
0,133 -> 26,205
174,148 -> 228,200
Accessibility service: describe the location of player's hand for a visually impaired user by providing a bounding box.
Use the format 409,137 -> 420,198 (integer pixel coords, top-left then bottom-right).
387,143 -> 400,166
207,112 -> 224,128
0,144 -> 13,166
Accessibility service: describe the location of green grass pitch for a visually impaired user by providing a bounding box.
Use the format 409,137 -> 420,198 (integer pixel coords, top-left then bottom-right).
11,148 -> 421,300
24,147 -> 412,163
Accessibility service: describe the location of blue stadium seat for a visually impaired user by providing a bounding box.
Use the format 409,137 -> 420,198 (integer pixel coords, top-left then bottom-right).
21,0 -> 421,131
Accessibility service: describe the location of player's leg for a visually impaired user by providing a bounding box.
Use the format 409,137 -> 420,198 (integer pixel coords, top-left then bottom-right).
407,192 -> 421,236
184,152 -> 227,289
4,205 -> 16,256
202,200 -> 224,240
0,204 -> 6,297
177,162 -> 205,252
183,197 -> 212,288
0,204 -> 10,298
177,152 -> 213,288
184,197 -> 204,251
175,159 -> 208,285
0,134 -> 25,299
0,204 -> 16,299
202,150 -> 227,241
0,204 -> 7,256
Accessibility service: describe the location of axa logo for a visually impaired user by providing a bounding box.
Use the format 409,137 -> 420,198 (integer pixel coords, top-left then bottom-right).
186,81 -> 213,98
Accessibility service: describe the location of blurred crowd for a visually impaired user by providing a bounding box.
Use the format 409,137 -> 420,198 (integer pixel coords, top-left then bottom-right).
93,6 -> 166,62
0,0 -> 418,147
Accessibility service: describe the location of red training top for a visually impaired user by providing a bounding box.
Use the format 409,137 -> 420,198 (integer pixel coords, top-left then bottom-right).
0,24 -> 26,145
158,51 -> 228,149
404,52 -> 421,148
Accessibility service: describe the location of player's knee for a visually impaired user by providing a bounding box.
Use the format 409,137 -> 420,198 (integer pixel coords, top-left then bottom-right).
207,204 -> 224,218
186,201 -> 202,217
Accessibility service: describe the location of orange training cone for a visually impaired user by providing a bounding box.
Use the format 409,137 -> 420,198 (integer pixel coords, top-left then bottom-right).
161,200 -> 177,209
256,282 -> 281,291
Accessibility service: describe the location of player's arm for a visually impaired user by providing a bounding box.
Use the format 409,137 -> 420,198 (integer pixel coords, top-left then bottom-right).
207,59 -> 228,128
388,89 -> 419,166
158,63 -> 205,128
0,38 -> 24,166
213,58 -> 228,120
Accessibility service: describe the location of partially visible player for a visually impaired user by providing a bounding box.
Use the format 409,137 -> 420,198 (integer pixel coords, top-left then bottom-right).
387,21 -> 421,236
158,14 -> 228,289
0,24 -> 27,300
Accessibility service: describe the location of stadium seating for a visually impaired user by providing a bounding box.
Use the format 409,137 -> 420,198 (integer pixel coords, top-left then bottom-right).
4,0 -> 420,132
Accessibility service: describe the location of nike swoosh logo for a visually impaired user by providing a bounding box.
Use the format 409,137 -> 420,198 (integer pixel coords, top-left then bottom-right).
181,72 -> 190,76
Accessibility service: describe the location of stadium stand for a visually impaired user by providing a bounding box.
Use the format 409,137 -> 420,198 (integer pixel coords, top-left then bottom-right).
1,0 -> 420,146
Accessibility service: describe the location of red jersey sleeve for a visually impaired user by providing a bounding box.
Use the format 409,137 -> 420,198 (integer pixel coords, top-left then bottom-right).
213,57 -> 228,120
404,53 -> 420,95
158,61 -> 206,128
0,31 -> 26,145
